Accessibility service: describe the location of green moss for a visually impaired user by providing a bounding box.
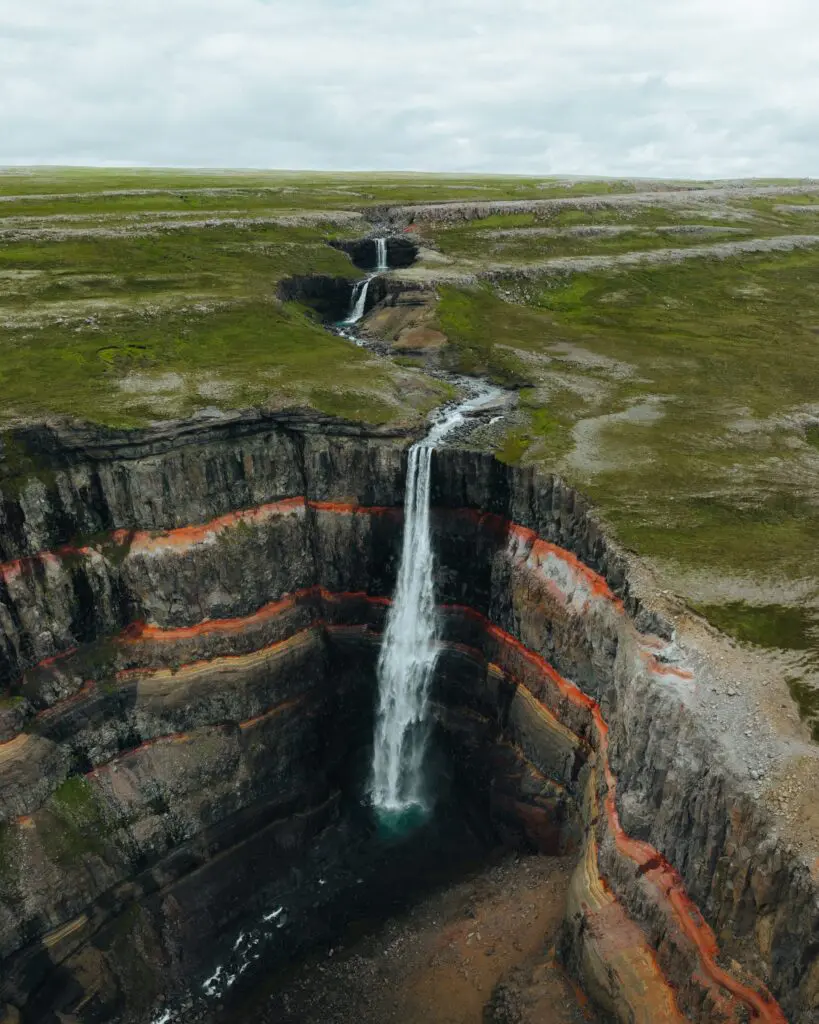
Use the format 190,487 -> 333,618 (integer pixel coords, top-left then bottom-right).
446,212 -> 539,231
0,198 -> 452,428
53,774 -> 97,813
307,386 -> 398,424
434,222 -> 778,264
500,249 -> 819,572
495,390 -> 567,466
44,775 -> 112,863
520,391 -> 561,436
0,432 -> 60,498
0,168 -> 652,219
428,249 -> 819,737
692,601 -> 815,650
436,285 -> 553,385
0,299 -> 443,428
0,224 -> 355,301
496,429 -> 531,464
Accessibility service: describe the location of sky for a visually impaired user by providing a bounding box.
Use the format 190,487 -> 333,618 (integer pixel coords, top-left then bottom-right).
2,0 -> 818,178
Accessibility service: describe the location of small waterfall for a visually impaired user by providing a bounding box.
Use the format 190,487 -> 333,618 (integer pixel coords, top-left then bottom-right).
344,278 -> 372,325
342,238 -> 388,326
371,384 -> 502,818
375,237 -> 388,272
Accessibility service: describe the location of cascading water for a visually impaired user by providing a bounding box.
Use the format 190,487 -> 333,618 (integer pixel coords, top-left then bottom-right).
371,384 -> 502,820
345,278 -> 371,325
342,237 -> 388,326
339,237 -> 503,817
375,237 -> 388,272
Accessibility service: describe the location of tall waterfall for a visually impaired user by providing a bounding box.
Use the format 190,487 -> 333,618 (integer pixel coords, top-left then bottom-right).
370,441 -> 437,813
371,385 -> 502,817
343,237 -> 388,325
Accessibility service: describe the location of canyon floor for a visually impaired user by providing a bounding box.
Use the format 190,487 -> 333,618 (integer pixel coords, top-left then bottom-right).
222,852 -> 596,1024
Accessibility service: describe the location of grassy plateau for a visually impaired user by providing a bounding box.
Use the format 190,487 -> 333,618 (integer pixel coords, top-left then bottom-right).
1,167 -> 818,733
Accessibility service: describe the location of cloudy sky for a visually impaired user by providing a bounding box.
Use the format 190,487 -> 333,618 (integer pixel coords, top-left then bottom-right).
2,0 -> 818,177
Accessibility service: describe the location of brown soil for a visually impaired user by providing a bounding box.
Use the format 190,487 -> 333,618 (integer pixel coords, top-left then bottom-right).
228,853 -> 598,1024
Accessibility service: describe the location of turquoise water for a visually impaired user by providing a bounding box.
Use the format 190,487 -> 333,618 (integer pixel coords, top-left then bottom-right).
374,802 -> 431,838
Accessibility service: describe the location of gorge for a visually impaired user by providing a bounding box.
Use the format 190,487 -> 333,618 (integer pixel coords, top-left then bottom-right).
0,190 -> 818,1024
0,370 -> 813,1024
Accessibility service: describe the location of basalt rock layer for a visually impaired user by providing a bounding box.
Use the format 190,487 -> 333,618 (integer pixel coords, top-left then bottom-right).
329,237 -> 419,270
0,417 -> 815,1023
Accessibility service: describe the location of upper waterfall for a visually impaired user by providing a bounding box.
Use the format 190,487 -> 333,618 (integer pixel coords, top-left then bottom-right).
370,384 -> 503,818
375,237 -> 388,272
342,237 -> 388,325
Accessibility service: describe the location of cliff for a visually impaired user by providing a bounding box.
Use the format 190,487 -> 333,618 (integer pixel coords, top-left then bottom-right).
0,415 -> 815,1023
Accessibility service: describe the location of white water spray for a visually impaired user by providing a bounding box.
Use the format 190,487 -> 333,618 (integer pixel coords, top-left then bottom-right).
343,237 -> 388,325
371,385 -> 502,815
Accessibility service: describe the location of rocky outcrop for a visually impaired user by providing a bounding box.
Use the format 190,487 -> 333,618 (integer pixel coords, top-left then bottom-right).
355,283 -> 445,357
274,274 -> 361,322
371,183 -> 819,228
275,273 -> 399,323
0,417 -> 815,1024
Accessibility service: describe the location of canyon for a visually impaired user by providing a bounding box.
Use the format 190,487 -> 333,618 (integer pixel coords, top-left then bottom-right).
1,172 -> 818,1024
0,395 -> 816,1023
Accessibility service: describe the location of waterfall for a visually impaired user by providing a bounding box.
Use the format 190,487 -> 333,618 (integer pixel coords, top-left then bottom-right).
344,278 -> 371,325
342,238 -> 388,325
375,237 -> 388,272
370,441 -> 438,814
371,384 -> 502,817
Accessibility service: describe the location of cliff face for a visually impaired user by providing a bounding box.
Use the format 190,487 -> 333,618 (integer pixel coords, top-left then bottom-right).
0,418 -> 816,1024
328,237 -> 419,270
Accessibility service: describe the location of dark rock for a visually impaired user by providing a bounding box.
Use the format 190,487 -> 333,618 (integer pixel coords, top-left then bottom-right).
0,418 -> 813,1024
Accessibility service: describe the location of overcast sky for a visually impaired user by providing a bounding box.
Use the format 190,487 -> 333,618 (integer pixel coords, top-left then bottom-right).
2,0 -> 818,177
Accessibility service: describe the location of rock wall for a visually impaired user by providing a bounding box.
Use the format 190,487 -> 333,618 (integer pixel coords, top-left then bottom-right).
0,419 -> 815,1023
329,237 -> 419,270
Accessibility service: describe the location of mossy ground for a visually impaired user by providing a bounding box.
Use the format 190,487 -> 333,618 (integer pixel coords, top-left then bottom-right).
0,178 -> 456,428
0,167 -> 647,218
430,249 -> 819,582
43,775 -> 112,863
0,297 -> 444,427
430,197 -> 819,264
407,188 -> 819,722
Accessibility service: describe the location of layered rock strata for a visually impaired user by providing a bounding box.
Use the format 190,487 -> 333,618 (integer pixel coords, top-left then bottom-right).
0,420 -> 815,1023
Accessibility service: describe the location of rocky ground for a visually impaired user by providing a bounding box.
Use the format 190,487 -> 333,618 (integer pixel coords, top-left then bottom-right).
221,853 -> 597,1024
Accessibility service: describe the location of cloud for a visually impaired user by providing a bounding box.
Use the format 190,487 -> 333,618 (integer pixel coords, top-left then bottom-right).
1,0 -> 817,176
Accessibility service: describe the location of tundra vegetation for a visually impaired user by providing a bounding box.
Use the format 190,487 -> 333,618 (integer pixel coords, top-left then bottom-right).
1,166 -> 817,734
